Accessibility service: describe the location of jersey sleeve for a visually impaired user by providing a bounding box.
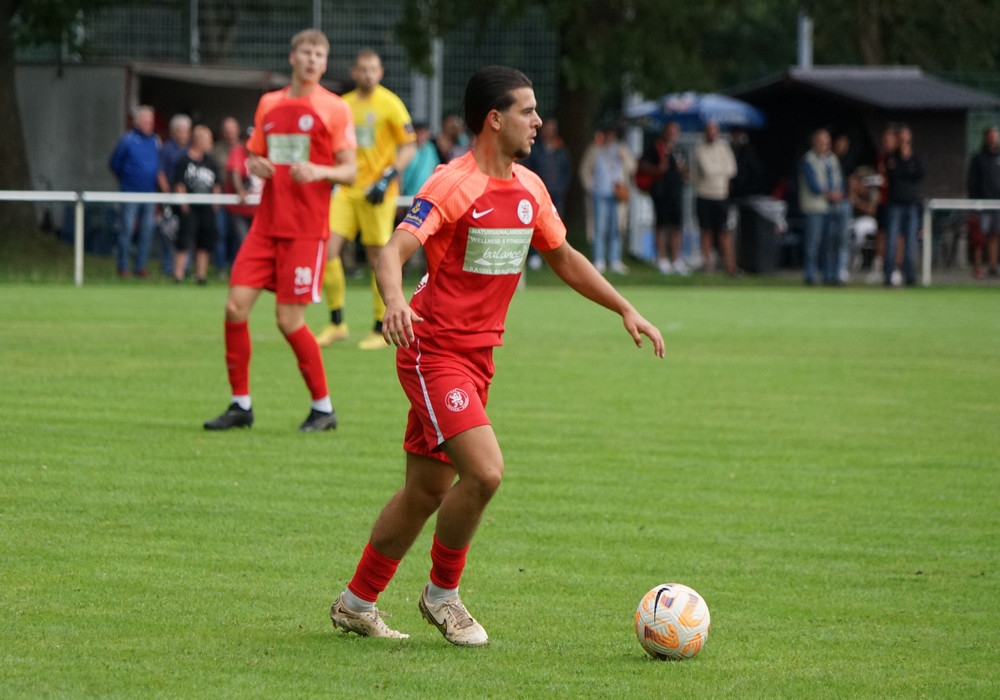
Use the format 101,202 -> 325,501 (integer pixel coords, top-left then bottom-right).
388,97 -> 417,147
532,197 -> 567,251
516,166 -> 567,250
397,196 -> 445,245
247,93 -> 277,156
324,97 -> 357,154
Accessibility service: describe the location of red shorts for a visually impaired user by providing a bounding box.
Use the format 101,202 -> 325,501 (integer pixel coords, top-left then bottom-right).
229,232 -> 327,304
397,339 -> 495,463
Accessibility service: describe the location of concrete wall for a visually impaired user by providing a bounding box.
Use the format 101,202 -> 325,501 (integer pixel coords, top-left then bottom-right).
16,64 -> 127,193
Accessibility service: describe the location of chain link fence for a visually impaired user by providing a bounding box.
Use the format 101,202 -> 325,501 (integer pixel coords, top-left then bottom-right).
18,0 -> 559,124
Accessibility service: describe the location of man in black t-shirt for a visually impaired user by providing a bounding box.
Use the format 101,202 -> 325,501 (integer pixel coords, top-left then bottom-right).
637,121 -> 689,275
173,125 -> 222,284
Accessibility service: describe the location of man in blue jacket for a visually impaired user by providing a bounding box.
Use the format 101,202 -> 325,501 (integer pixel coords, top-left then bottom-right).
109,105 -> 160,277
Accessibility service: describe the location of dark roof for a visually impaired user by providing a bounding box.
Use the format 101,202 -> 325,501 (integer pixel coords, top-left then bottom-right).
732,66 -> 1000,111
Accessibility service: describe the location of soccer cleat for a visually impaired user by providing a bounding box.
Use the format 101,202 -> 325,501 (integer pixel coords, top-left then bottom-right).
203,403 -> 254,430
358,330 -> 389,350
316,322 -> 349,347
299,408 -> 338,432
330,593 -> 409,639
418,586 -> 489,647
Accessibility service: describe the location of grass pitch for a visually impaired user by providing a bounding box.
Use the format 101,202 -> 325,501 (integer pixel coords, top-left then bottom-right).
1,279 -> 999,698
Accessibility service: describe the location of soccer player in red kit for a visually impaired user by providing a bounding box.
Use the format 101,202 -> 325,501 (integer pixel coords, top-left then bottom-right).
329,66 -> 664,644
203,29 -> 357,432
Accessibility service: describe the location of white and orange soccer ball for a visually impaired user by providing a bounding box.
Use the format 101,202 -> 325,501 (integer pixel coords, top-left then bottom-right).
635,583 -> 711,660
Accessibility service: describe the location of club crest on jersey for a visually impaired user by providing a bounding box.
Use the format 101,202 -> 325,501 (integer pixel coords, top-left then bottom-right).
444,388 -> 470,412
298,114 -> 314,132
403,198 -> 433,227
517,199 -> 533,225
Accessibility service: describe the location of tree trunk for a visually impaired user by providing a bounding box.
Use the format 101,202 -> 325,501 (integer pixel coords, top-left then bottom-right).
855,0 -> 884,65
555,76 -> 599,249
0,0 -> 39,237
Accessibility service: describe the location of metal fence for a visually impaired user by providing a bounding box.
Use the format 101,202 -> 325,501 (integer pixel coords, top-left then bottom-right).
19,0 -> 559,123
0,190 -> 414,287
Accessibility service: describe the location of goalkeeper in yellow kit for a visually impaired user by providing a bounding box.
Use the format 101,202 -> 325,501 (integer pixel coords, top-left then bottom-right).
317,48 -> 417,349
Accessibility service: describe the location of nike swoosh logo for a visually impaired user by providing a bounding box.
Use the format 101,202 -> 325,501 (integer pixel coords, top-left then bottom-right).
471,208 -> 493,219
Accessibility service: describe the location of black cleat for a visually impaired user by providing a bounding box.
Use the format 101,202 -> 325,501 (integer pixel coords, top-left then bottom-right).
204,403 -> 254,430
299,408 -> 338,432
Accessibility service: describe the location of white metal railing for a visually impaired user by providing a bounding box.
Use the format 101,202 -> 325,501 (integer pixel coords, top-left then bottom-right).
6,190 -> 994,287
922,199 -> 1000,286
0,191 -> 413,286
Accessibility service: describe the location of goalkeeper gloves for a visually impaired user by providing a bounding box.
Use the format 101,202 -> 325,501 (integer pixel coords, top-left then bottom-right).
365,166 -> 398,204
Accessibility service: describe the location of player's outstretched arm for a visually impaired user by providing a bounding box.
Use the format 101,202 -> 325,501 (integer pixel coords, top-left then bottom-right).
539,241 -> 665,358
375,229 -> 424,348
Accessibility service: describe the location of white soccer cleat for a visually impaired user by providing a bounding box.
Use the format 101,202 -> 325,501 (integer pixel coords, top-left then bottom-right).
672,258 -> 691,277
330,593 -> 409,639
418,586 -> 489,647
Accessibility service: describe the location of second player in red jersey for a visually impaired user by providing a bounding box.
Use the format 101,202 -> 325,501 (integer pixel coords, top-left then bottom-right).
204,29 -> 357,434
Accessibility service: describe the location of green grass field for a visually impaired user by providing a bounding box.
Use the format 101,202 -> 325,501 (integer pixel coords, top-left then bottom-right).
2,275 -> 999,698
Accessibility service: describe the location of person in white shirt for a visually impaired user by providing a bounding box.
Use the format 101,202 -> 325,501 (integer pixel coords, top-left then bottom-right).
693,121 -> 738,274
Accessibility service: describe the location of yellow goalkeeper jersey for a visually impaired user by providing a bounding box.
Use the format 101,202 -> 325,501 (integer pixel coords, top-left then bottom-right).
343,84 -> 415,191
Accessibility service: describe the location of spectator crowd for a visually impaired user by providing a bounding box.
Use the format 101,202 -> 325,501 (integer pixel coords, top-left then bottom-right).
108,81 -> 1000,287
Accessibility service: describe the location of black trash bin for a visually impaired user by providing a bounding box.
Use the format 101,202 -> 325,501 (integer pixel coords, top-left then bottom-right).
736,197 -> 786,274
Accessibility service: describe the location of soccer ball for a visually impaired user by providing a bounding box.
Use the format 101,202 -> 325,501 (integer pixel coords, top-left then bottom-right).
635,583 -> 711,660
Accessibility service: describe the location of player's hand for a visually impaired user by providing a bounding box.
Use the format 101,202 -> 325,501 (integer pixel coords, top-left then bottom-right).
248,154 -> 275,179
623,308 -> 665,359
289,162 -> 322,184
365,167 -> 398,205
382,301 -> 423,349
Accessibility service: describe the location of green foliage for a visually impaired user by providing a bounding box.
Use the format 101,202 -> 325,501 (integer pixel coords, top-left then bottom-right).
398,0 -> 1000,109
9,0 -> 114,52
2,283 -> 1000,696
808,0 -> 1000,70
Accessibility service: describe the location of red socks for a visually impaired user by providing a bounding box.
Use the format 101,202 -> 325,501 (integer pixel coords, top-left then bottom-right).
347,543 -> 402,603
226,321 -> 328,401
224,320 -> 251,395
283,325 -> 329,400
346,537 -> 470,603
429,535 -> 469,590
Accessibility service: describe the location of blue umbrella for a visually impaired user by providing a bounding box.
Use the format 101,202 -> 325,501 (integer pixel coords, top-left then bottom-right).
625,92 -> 766,131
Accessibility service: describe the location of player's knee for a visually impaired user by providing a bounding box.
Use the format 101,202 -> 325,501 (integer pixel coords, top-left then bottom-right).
471,460 -> 504,499
224,297 -> 249,322
413,483 -> 448,515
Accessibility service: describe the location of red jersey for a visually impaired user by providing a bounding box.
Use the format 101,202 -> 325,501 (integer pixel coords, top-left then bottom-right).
397,152 -> 567,351
246,85 -> 356,239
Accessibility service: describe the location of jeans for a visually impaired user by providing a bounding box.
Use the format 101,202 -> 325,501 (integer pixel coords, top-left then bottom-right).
836,199 -> 852,279
214,208 -> 230,271
885,204 -> 919,285
803,211 -> 836,284
592,194 -> 621,267
118,200 -> 156,274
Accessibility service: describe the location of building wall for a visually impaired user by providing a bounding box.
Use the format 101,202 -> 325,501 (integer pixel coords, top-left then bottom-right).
865,113 -> 968,199
16,65 -> 126,193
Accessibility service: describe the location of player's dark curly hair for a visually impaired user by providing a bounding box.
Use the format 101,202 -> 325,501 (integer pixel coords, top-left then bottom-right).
464,66 -> 533,135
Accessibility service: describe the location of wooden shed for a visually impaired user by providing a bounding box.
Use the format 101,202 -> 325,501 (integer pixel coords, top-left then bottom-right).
730,66 -> 1000,198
